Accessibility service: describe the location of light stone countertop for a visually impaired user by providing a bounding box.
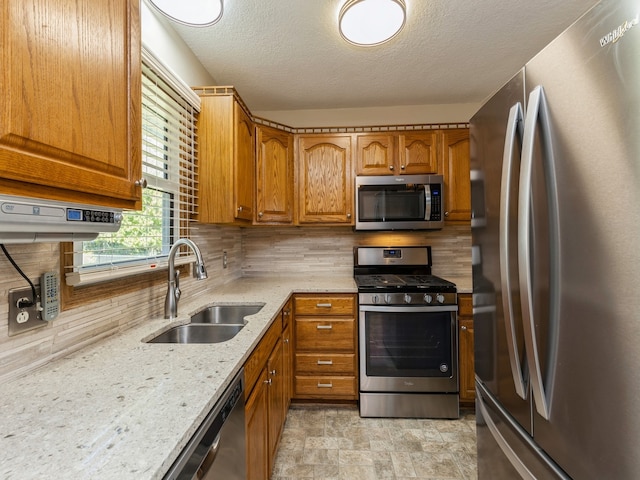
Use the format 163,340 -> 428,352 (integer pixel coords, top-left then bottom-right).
0,275 -> 357,480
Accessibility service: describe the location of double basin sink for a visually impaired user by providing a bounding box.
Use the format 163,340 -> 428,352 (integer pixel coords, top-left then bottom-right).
147,304 -> 264,344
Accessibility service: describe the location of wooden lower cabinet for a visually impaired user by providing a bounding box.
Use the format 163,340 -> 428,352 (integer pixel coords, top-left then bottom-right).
293,294 -> 358,401
267,337 -> 285,470
458,294 -> 475,405
246,368 -> 269,480
244,302 -> 292,480
282,301 -> 293,408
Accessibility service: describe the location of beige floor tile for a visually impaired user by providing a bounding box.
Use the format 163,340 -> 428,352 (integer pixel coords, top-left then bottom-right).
273,405 -> 477,480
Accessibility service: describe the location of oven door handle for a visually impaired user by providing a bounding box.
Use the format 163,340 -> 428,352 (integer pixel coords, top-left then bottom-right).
359,305 -> 458,313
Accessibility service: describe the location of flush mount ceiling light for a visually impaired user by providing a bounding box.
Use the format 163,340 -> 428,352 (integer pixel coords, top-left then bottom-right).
339,0 -> 406,46
148,0 -> 223,27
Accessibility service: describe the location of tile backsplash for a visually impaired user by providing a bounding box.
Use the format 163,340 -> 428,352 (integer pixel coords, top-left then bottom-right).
0,223 -> 470,383
242,225 -> 472,283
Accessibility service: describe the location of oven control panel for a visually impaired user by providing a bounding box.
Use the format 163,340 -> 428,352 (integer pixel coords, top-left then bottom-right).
359,292 -> 457,306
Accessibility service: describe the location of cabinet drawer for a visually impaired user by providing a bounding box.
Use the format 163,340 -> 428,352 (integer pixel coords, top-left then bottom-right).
294,295 -> 355,316
294,376 -> 357,397
295,353 -> 355,375
295,319 -> 355,352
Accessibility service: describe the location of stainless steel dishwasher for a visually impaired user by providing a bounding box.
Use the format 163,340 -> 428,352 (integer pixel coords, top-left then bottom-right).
163,369 -> 246,480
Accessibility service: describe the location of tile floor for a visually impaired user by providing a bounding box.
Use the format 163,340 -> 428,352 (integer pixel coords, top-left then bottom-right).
272,405 -> 477,479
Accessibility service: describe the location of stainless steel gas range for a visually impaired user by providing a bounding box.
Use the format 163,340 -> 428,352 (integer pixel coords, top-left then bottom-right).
354,246 -> 459,419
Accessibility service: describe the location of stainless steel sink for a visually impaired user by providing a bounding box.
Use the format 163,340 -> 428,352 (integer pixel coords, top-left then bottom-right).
190,304 -> 264,325
147,324 -> 245,344
147,303 -> 264,344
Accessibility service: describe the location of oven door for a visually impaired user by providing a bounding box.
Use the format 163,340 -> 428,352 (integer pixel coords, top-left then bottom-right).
359,305 -> 458,393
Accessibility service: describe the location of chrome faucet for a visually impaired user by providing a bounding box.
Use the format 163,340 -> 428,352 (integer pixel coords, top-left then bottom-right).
164,238 -> 208,319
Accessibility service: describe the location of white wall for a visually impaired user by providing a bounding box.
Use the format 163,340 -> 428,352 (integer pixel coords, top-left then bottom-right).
141,1 -> 216,86
254,103 -> 479,128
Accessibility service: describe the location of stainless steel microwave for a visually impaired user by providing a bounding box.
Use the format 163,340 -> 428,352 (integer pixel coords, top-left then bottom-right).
355,174 -> 444,230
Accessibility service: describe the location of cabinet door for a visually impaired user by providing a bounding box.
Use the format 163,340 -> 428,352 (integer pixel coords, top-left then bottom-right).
255,126 -> 293,223
0,0 -> 141,209
458,294 -> 475,404
441,129 -> 471,222
398,131 -> 439,174
297,135 -> 353,224
356,134 -> 396,175
267,338 -> 285,472
282,317 -> 293,409
234,102 -> 255,221
246,369 -> 269,480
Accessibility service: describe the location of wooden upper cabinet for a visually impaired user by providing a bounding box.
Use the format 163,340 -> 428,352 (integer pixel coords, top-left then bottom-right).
0,0 -> 142,209
297,135 -> 353,225
356,131 -> 439,175
399,131 -> 439,174
234,103 -> 255,221
440,128 -> 471,222
356,134 -> 396,175
196,92 -> 255,224
255,126 -> 294,224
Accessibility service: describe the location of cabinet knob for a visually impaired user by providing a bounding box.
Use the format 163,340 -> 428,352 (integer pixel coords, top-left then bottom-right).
264,378 -> 272,385
270,369 -> 277,376
258,211 -> 263,217
444,211 -> 449,217
237,206 -> 243,212
389,165 -> 394,171
400,165 -> 405,170
346,213 -> 352,219
134,178 -> 147,188
461,325 -> 467,331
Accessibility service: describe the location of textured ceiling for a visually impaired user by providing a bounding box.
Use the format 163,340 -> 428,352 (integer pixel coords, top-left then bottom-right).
166,0 -> 596,112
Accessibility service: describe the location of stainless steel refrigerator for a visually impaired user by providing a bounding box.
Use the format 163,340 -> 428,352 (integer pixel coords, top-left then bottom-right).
470,0 -> 640,478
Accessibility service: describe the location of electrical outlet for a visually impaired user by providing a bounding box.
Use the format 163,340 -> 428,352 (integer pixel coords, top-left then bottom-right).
223,251 -> 228,269
8,286 -> 48,336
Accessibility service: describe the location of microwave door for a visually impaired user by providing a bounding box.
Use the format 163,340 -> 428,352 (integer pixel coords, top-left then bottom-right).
372,189 -> 385,221
424,184 -> 431,221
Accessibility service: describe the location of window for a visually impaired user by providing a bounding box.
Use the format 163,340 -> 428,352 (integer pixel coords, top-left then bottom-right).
64,49 -> 200,287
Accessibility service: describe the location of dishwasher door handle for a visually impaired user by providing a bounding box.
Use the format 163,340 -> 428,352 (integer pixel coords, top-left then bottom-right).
198,434 -> 221,477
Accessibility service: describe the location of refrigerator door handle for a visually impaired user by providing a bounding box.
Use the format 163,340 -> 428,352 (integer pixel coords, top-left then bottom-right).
499,102 -> 527,400
518,85 -> 560,421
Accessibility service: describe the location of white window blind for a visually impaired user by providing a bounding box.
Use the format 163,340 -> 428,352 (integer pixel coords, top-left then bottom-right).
65,49 -> 200,286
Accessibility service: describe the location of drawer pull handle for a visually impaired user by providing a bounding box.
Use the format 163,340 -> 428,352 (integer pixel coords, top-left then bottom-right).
317,360 -> 333,365
316,325 -> 333,330
317,382 -> 333,388
316,303 -> 332,308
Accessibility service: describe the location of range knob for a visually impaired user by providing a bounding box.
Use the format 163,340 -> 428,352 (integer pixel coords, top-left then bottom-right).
423,294 -> 433,304
384,294 -> 392,304
372,295 -> 380,304
436,294 -> 445,304
404,293 -> 412,304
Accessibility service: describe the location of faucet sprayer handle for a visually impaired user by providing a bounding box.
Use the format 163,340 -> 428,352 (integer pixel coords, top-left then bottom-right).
193,263 -> 208,280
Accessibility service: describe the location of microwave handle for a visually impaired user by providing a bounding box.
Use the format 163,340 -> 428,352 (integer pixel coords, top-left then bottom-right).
424,184 -> 432,220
